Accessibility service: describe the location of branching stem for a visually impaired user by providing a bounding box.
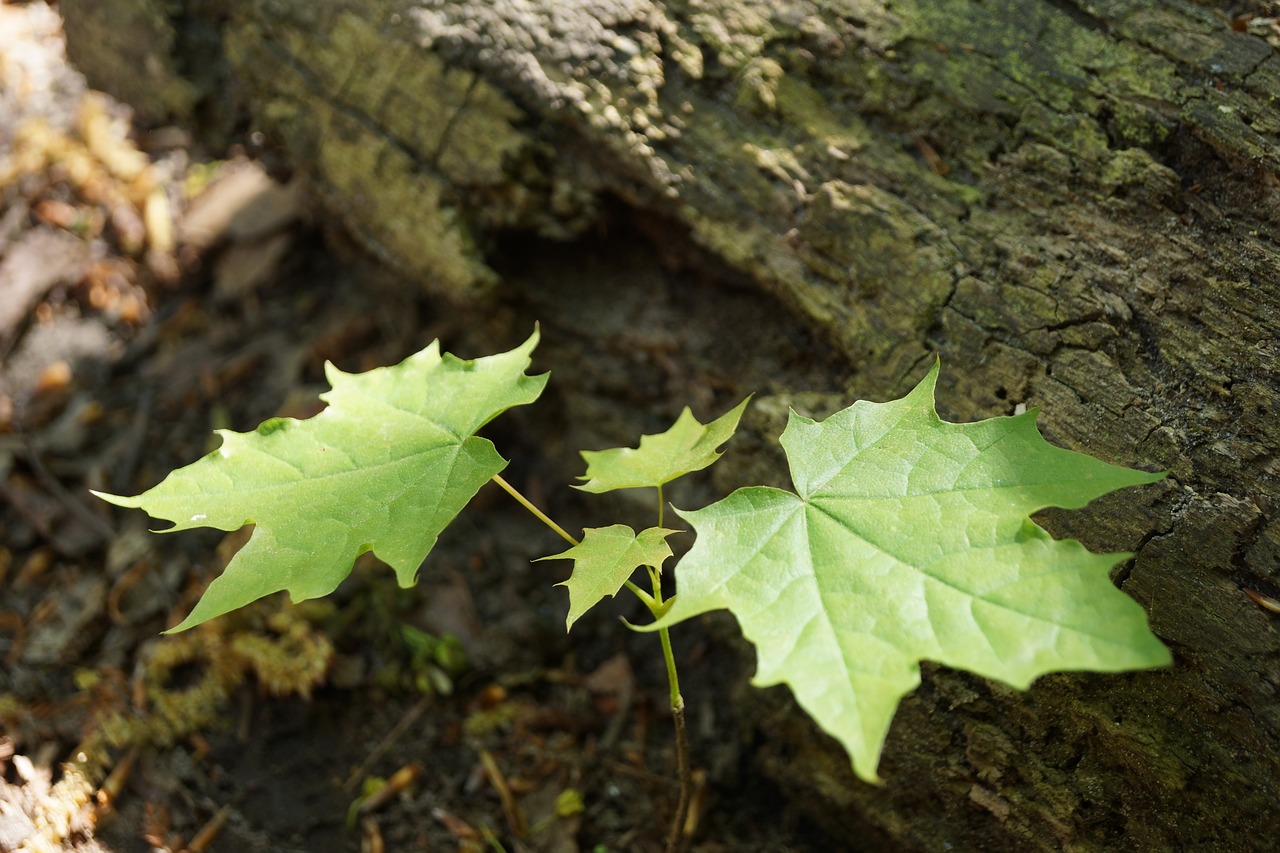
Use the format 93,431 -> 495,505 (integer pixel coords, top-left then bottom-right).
624,579 -> 656,608
490,472 -> 691,850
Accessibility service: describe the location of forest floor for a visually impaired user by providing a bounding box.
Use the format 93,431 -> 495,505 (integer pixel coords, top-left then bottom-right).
0,6 -> 852,851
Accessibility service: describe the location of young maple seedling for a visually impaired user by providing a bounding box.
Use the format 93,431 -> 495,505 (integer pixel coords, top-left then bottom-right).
96,330 -> 1171,850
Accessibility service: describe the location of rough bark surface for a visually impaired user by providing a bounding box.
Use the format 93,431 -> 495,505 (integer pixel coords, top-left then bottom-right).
63,0 -> 1280,850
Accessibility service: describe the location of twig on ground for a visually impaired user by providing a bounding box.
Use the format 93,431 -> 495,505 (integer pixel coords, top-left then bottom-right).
342,694 -> 432,791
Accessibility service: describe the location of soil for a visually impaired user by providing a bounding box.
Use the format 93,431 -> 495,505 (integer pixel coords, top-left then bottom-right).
0,7 -> 855,851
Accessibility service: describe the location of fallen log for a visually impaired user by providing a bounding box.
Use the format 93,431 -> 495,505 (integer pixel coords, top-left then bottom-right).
63,1 -> 1280,848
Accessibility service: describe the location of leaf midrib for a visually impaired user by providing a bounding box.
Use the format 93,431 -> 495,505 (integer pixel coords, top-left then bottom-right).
182,439 -> 485,500
803,498 -> 1137,648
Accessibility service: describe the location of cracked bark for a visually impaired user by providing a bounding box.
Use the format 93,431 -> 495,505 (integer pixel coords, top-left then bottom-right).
63,0 -> 1280,849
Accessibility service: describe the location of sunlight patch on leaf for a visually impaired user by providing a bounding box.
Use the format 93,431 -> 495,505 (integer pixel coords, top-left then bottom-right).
95,332 -> 547,632
644,362 -> 1169,782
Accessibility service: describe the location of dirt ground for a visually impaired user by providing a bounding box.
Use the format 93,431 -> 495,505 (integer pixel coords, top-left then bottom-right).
0,6 -> 855,851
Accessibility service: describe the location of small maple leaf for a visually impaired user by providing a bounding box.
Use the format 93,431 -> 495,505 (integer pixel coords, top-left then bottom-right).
645,362 -> 1169,782
95,332 -> 547,632
539,525 -> 679,629
575,397 -> 751,493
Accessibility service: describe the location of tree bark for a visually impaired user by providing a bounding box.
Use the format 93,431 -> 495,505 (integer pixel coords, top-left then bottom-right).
64,0 -> 1280,849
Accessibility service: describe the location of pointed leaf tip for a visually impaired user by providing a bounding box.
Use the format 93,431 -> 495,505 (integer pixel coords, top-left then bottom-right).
89,488 -> 135,509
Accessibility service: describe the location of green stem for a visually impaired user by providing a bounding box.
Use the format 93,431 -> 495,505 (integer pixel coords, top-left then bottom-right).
494,472 -> 690,848
491,474 -> 579,546
657,624 -> 682,714
624,579 -> 656,609
648,541 -> 690,853
659,641 -> 691,851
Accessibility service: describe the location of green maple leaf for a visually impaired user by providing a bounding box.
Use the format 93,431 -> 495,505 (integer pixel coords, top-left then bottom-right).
575,397 -> 751,493
95,332 -> 547,632
646,362 -> 1169,782
538,525 -> 678,629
